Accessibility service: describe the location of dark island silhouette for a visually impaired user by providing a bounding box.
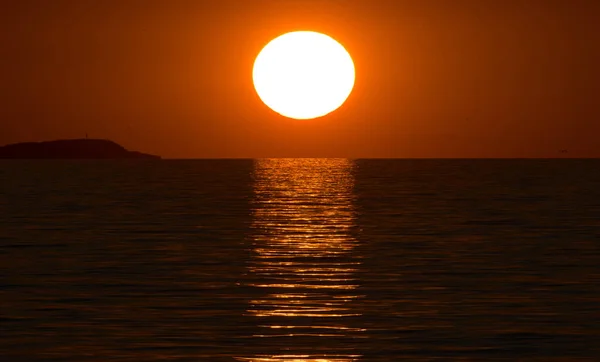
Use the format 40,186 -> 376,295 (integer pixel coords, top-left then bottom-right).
0,139 -> 161,159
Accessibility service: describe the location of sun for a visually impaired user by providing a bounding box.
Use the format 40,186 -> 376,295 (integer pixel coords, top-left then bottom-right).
253,31 -> 355,120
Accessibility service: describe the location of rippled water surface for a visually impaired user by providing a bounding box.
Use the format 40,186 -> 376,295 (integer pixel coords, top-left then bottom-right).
1,159 -> 600,361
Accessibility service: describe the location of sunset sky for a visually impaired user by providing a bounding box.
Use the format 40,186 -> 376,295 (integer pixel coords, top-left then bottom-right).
2,0 -> 599,158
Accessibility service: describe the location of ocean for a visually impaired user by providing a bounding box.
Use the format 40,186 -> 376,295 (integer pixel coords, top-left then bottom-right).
1,159 -> 599,361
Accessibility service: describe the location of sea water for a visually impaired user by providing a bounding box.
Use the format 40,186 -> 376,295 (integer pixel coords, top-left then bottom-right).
1,159 -> 599,360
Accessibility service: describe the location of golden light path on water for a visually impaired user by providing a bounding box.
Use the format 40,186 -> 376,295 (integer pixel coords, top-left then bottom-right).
238,159 -> 364,362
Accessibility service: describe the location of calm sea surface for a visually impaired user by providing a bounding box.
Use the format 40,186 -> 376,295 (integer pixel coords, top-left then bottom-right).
1,159 -> 599,361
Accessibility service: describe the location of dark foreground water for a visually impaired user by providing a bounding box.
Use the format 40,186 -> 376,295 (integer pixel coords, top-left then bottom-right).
1,159 -> 599,361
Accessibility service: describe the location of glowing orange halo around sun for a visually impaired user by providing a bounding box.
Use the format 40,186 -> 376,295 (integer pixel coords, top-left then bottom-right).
253,31 -> 355,120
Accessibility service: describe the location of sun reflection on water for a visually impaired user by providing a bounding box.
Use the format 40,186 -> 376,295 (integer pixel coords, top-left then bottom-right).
239,159 -> 364,362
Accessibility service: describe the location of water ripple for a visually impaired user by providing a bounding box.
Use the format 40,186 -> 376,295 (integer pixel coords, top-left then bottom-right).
241,159 -> 364,362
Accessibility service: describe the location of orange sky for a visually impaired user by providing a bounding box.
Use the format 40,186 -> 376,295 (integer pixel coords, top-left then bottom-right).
1,0 -> 599,158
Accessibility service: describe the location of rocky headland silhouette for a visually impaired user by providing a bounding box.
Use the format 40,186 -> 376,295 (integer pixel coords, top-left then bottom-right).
0,139 -> 160,159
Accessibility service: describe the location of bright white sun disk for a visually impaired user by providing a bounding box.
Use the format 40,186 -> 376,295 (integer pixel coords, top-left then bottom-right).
253,31 -> 355,120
